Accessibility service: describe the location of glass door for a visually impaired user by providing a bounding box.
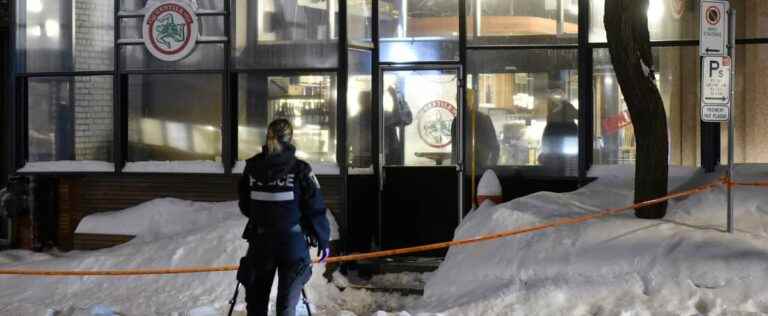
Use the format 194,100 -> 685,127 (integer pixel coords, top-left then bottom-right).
378,66 -> 463,253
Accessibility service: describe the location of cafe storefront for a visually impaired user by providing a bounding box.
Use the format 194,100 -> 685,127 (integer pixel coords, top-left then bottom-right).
6,0 -> 768,252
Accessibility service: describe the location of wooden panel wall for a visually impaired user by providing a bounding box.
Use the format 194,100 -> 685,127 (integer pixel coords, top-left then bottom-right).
56,174 -> 345,250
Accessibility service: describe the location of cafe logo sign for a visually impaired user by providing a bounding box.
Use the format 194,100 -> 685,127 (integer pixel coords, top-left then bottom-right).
142,1 -> 198,62
416,100 -> 457,149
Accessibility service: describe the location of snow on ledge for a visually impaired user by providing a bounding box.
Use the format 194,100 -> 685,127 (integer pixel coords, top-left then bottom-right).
232,161 -> 341,175
18,161 -> 115,173
349,167 -> 374,175
122,161 -> 225,174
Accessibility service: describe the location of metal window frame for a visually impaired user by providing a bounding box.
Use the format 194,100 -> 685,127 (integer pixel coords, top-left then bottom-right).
9,0 -> 353,177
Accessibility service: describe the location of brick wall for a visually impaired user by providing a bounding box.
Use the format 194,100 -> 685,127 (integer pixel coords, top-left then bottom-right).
73,0 -> 114,161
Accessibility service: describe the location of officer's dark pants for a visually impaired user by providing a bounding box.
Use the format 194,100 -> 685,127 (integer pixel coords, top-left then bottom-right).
242,235 -> 312,316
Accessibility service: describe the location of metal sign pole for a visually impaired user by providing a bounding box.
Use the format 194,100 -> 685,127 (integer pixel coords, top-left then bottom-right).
727,8 -> 736,233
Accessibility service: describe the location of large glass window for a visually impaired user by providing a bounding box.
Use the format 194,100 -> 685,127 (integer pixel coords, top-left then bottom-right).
118,0 -> 226,71
590,0 -> 768,43
238,74 -> 338,165
382,69 -> 459,166
27,76 -> 114,164
590,0 -> 696,43
16,0 -> 115,73
468,0 -> 578,45
232,0 -> 339,69
127,74 -> 223,164
593,47 -> 698,166
595,44 -> 768,166
347,49 -> 373,171
120,44 -> 226,71
379,0 -> 459,63
348,0 -> 373,46
119,0 -> 224,12
467,49 -> 578,176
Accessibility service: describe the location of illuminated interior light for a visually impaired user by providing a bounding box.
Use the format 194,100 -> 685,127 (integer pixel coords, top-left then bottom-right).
28,25 -> 42,37
604,76 -> 614,86
513,93 -> 535,110
525,120 -> 547,143
27,0 -> 43,13
45,19 -> 60,38
563,136 -> 579,155
165,121 -> 190,151
568,4 -> 578,16
647,0 -> 664,24
140,118 -> 165,146
391,43 -> 417,62
296,150 -> 310,159
192,125 -> 219,155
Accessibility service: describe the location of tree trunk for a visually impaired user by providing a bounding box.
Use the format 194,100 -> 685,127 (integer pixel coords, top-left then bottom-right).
605,0 -> 669,219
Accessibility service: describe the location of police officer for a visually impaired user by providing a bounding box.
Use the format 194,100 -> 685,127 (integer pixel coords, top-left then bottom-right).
237,119 -> 331,316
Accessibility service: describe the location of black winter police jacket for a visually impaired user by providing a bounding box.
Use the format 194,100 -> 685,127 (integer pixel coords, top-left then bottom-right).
238,144 -> 331,252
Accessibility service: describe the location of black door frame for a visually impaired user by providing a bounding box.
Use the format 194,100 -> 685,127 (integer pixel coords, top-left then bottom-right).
376,63 -> 465,248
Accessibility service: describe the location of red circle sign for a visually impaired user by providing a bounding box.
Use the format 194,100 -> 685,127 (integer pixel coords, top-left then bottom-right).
416,100 -> 457,149
706,6 -> 721,26
142,2 -> 199,62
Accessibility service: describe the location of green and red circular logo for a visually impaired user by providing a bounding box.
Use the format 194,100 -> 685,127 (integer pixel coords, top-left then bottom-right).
416,100 -> 457,148
142,1 -> 198,62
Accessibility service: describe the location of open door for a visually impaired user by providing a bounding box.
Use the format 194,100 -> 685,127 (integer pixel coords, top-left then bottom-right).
378,66 -> 463,254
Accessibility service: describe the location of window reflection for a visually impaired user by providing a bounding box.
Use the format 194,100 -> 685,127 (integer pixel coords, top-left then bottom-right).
127,74 -> 223,162
589,0 -> 699,43
28,76 -> 114,162
233,0 -> 339,69
347,50 -> 373,170
348,0 -> 373,46
18,0 -> 115,73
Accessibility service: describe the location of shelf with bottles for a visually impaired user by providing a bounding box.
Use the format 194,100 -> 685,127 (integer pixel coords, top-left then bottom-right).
268,98 -> 333,129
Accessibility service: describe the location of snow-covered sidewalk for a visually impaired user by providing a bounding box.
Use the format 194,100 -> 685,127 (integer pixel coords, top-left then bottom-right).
4,165 -> 768,315
414,165 -> 768,315
0,199 -> 418,316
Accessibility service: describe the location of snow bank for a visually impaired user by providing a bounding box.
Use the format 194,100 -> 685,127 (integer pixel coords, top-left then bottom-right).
2,201 -> 359,315
74,198 -> 340,241
10,163 -> 768,315
0,250 -> 59,266
414,164 -> 768,315
74,198 -> 240,240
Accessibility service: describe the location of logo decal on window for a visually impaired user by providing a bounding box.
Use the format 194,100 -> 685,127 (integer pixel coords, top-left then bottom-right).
142,1 -> 199,62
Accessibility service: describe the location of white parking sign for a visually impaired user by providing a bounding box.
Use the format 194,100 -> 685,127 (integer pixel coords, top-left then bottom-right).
700,0 -> 729,56
701,56 -> 731,122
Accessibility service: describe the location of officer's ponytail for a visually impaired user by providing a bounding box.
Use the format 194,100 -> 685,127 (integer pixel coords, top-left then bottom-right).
266,119 -> 293,154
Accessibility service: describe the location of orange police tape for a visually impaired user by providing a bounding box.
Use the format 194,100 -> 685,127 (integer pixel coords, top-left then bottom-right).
0,179 -> 730,277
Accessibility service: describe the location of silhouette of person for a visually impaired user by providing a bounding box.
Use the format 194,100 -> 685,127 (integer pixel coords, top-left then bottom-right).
384,85 -> 413,165
452,89 -> 500,170
539,89 -> 579,174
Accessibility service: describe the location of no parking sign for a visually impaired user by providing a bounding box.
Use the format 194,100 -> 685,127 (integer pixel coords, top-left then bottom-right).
700,0 -> 728,56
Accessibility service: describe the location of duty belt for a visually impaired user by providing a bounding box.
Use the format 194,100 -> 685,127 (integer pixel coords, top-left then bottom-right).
253,223 -> 302,235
